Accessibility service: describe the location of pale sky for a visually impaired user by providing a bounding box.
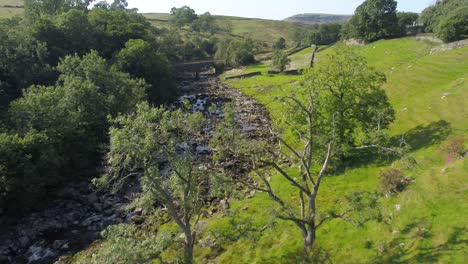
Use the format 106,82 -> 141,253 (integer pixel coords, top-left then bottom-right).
124,0 -> 435,20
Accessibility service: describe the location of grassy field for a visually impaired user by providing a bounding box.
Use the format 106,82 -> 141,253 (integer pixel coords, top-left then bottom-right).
0,0 -> 23,18
143,13 -> 311,48
0,5 -> 309,50
212,37 -> 468,263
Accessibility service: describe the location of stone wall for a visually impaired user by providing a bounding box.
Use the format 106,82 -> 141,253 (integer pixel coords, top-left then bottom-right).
224,71 -> 262,80
430,39 -> 468,54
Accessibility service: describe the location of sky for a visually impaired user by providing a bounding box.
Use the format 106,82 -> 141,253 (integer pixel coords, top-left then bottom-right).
124,0 -> 435,20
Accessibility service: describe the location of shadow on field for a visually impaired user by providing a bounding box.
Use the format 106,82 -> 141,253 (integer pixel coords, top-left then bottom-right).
401,120 -> 452,152
373,220 -> 466,263
342,120 -> 452,170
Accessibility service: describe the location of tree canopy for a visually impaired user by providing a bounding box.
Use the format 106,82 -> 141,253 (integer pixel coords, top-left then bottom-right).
346,0 -> 400,42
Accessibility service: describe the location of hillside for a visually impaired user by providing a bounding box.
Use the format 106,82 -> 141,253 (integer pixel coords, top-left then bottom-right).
0,0 -> 23,18
217,37 -> 467,263
144,13 -> 312,46
284,13 -> 351,25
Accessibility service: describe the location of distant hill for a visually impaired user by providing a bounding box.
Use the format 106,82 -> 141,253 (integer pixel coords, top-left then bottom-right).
144,13 -> 313,49
284,13 -> 351,25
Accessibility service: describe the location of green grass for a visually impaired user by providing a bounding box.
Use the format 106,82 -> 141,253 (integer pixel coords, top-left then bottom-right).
223,46 -> 319,77
0,0 -> 23,18
0,6 -> 22,18
211,37 -> 468,263
0,0 -> 23,6
142,13 -> 312,49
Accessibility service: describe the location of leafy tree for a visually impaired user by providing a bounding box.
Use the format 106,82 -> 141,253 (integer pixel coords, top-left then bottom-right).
115,39 -> 176,104
397,12 -> 419,36
348,0 -> 400,42
110,0 -> 128,10
211,55 -> 388,250
274,37 -> 287,50
215,38 -> 255,67
420,0 -> 467,33
87,8 -> 152,59
0,130 -> 60,213
340,21 -> 357,40
96,103 -> 207,264
192,12 -> 218,34
300,46 -> 396,159
7,51 -> 146,212
170,6 -> 198,27
159,29 -> 184,60
93,0 -> 109,9
317,23 -> 342,45
25,0 -> 67,20
434,6 -> 468,42
55,9 -> 92,55
0,24 -> 53,109
80,224 -> 172,264
271,50 -> 290,72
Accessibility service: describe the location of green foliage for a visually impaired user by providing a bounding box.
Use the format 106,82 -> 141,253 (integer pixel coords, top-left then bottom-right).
347,0 -> 400,42
78,224 -> 172,264
220,37 -> 468,263
273,37 -> 286,50
98,102 -> 207,263
192,12 -> 218,34
0,130 -> 59,213
5,51 -> 145,212
0,22 -> 53,109
434,6 -> 468,42
215,38 -> 256,67
271,50 -> 290,72
420,0 -> 467,33
109,0 -> 127,11
115,39 -> 176,104
397,12 -> 419,35
300,46 -> 395,158
170,5 -> 197,27
317,23 -> 341,45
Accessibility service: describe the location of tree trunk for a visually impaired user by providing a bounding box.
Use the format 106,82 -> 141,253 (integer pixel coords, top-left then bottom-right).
184,231 -> 195,264
303,193 -> 317,252
303,227 -> 316,252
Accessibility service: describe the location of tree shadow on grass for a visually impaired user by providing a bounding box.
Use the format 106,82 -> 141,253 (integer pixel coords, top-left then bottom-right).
399,120 -> 452,152
341,120 -> 452,170
374,220 -> 466,263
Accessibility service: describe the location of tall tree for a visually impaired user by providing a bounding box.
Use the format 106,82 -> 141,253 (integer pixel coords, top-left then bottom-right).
348,0 -> 400,42
6,51 -> 146,212
170,6 -> 198,27
96,103 -> 207,264
212,47 -> 393,252
115,39 -> 176,105
271,50 -> 290,72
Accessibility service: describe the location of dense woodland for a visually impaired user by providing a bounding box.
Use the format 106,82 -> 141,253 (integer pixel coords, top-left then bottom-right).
0,0 -> 467,263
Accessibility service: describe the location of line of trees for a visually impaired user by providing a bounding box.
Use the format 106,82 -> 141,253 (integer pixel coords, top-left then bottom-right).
420,0 -> 468,42
0,0 -> 186,215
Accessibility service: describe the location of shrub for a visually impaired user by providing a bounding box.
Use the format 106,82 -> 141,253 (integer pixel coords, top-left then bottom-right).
435,7 -> 468,43
380,168 -> 412,196
271,50 -> 290,72
441,135 -> 466,157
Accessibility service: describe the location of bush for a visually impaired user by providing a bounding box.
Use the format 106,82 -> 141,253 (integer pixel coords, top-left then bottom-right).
271,50 -> 290,72
435,7 -> 468,43
380,168 -> 412,196
441,135 -> 466,157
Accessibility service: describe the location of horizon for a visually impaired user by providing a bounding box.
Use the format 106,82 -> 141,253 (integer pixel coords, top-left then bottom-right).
123,0 -> 435,20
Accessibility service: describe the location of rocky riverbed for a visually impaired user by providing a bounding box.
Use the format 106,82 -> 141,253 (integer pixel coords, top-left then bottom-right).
0,69 -> 271,264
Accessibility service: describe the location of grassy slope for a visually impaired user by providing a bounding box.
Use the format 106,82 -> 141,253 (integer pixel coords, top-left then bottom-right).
211,37 -> 467,263
0,0 -> 23,18
143,13 -> 310,47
